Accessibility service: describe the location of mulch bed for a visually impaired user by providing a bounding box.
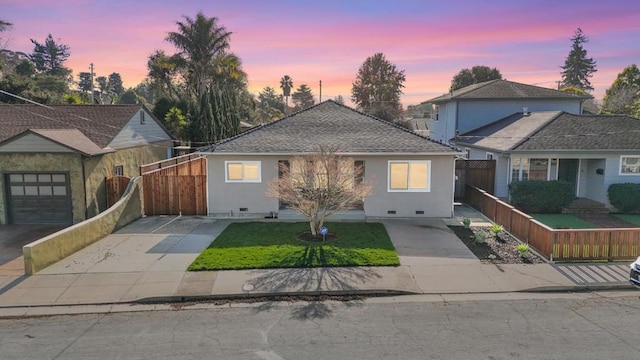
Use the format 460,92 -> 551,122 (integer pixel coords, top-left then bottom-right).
449,226 -> 545,264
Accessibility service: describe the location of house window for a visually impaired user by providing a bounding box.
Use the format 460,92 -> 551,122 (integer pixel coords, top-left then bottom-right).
388,160 -> 430,192
140,110 -> 146,124
225,161 -> 261,183
620,156 -> 640,175
511,158 -> 549,181
114,165 -> 124,176
433,104 -> 439,121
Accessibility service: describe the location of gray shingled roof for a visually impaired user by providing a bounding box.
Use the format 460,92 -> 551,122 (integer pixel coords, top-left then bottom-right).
427,79 -> 592,104
457,111 -> 561,151
29,129 -> 114,155
204,100 -> 455,154
0,104 -> 148,148
515,113 -> 640,151
458,112 -> 640,152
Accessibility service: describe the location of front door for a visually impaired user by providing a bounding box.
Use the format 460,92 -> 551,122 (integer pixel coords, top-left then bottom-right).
557,159 -> 578,196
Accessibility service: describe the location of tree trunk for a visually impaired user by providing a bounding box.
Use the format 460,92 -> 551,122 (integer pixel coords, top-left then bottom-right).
309,214 -> 318,236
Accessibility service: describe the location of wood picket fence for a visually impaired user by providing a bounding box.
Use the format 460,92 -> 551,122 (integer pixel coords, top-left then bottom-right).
465,185 -> 640,262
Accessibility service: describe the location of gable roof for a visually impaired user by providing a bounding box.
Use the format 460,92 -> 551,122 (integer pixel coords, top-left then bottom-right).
29,129 -> 114,155
204,100 -> 456,154
0,104 -> 165,148
427,79 -> 592,104
458,112 -> 640,152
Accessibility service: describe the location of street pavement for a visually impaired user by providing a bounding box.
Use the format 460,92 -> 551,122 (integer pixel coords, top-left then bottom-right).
0,206 -> 635,317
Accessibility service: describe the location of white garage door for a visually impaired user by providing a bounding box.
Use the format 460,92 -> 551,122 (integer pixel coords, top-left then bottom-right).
6,173 -> 73,225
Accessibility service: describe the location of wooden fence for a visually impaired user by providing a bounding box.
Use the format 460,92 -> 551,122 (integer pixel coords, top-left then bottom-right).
465,185 -> 640,262
106,176 -> 131,208
455,159 -> 495,200
140,154 -> 207,216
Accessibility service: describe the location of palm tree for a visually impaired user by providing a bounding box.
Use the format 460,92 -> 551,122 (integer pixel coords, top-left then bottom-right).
280,75 -> 293,114
165,11 -> 231,99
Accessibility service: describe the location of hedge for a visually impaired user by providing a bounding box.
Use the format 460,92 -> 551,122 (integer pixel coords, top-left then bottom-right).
608,183 -> 640,213
509,180 -> 574,213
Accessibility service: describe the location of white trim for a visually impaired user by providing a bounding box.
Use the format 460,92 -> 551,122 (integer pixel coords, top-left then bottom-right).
205,151 -> 458,156
224,161 -> 262,183
576,159 -> 582,196
387,160 -> 431,192
485,152 -> 494,160
619,155 -> 640,175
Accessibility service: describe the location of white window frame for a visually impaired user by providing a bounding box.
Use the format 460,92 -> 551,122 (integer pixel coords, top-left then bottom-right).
486,152 -> 494,160
387,160 -> 431,192
225,161 -> 262,183
619,155 -> 640,175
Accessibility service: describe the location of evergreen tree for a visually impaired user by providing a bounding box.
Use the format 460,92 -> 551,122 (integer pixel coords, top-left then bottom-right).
560,28 -> 597,92
291,84 -> 315,111
30,34 -> 71,76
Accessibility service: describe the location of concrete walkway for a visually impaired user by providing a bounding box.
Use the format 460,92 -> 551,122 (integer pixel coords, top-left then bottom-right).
0,210 -> 635,317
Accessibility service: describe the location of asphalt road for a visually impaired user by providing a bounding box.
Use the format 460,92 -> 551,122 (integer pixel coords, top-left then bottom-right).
1,292 -> 640,359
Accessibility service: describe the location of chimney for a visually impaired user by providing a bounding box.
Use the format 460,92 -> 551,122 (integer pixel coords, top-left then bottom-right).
522,107 -> 529,116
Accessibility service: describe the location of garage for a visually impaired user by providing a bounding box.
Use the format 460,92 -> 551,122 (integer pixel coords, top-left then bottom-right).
5,173 -> 72,225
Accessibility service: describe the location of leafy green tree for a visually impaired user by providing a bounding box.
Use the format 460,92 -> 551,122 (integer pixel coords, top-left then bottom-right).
30,34 -> 71,76
449,65 -> 502,91
118,89 -> 142,104
63,93 -> 86,104
351,53 -> 405,121
77,72 -> 92,93
291,84 -> 315,111
164,107 -> 187,139
146,50 -> 180,98
560,28 -> 597,92
600,64 -> 640,115
188,84 -> 241,143
108,72 -> 124,95
15,59 -> 35,77
280,75 -> 293,112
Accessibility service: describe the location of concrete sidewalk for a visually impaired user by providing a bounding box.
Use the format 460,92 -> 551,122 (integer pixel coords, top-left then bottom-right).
0,213 -> 635,317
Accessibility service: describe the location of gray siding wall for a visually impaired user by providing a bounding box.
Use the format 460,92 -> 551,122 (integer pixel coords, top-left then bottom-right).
456,99 -> 582,134
584,159 -> 606,203
428,102 -> 457,144
206,154 -> 455,218
429,98 -> 583,143
0,133 -> 74,153
495,155 -> 509,198
107,110 -> 172,149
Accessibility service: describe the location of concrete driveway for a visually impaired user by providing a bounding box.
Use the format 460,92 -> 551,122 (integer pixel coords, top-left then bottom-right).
0,225 -> 64,275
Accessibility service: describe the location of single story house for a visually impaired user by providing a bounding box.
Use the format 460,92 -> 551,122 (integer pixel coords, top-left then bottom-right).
200,100 -> 459,218
456,111 -> 640,208
426,79 -> 592,144
0,104 -> 173,225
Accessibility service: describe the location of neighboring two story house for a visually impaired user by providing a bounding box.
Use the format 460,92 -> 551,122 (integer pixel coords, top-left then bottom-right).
426,79 -> 591,144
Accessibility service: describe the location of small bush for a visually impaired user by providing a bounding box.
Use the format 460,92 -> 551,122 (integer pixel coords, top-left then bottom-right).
516,243 -> 529,256
490,224 -> 503,236
462,218 -> 471,228
509,180 -> 574,213
474,232 -> 487,244
608,183 -> 640,213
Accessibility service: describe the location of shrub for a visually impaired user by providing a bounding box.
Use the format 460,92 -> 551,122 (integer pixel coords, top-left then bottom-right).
490,224 -> 503,236
608,183 -> 640,213
516,243 -> 529,257
474,231 -> 487,244
509,180 -> 574,213
462,218 -> 471,228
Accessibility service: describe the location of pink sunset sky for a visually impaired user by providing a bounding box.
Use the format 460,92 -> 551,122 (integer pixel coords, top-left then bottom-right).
2,0 -> 640,106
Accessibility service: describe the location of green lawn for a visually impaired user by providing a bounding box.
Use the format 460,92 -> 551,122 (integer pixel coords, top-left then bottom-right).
531,214 -> 599,229
612,214 -> 640,227
188,222 -> 400,271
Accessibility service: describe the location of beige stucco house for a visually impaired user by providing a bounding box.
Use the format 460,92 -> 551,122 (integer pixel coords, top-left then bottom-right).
201,100 -> 458,219
0,104 -> 173,225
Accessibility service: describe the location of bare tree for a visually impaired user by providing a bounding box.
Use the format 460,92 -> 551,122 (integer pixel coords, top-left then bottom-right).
267,147 -> 374,236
